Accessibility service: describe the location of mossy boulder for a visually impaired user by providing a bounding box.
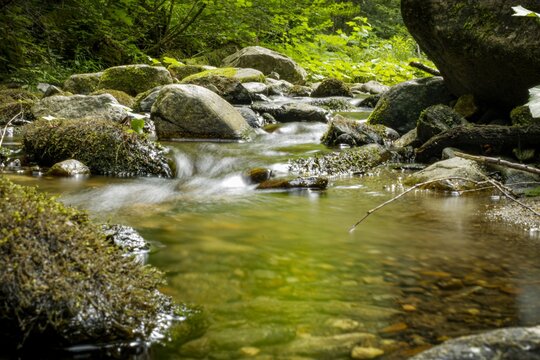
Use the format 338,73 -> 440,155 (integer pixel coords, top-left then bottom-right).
31,94 -> 129,122
402,0 -> 540,109
453,94 -> 479,119
133,86 -> 163,113
23,118 -> 172,177
63,72 -> 103,95
181,67 -> 265,84
182,75 -> 252,105
311,78 -> 353,98
417,104 -> 469,143
0,88 -> 38,125
222,46 -> 307,84
289,143 -> 392,177
367,77 -> 455,135
168,64 -> 215,81
151,84 -> 252,140
98,64 -> 173,96
0,176 -> 174,347
321,115 -> 398,147
91,89 -> 135,108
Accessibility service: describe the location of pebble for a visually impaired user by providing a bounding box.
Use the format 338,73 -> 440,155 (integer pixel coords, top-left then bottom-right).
351,346 -> 384,359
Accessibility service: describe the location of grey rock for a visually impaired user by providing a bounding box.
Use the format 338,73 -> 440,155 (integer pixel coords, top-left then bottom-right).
32,94 -> 129,122
360,81 -> 390,95
321,115 -> 398,147
266,78 -> 294,95
368,77 -> 455,135
405,157 -> 486,191
394,128 -> 421,149
47,159 -> 90,177
236,107 -> 265,128
243,82 -> 269,95
402,0 -> 540,109
252,102 -> 329,123
133,86 -> 163,113
223,46 -> 307,83
151,84 -> 251,140
358,94 -> 381,108
63,72 -> 103,95
42,85 -> 64,98
183,75 -> 252,104
417,104 -> 468,143
411,326 -> 540,360
101,224 -> 150,254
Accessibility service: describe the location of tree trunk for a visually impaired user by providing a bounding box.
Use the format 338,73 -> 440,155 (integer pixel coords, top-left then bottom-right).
415,124 -> 540,163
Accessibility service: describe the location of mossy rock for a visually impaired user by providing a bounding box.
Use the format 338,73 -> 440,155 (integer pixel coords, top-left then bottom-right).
416,104 -> 468,143
181,67 -> 265,84
510,105 -> 538,126
321,115 -> 396,147
63,72 -> 103,95
0,99 -> 35,125
0,176 -> 174,347
168,64 -> 214,81
91,88 -> 135,108
98,64 -> 173,96
289,143 -> 392,177
311,78 -> 353,98
23,118 -> 172,177
0,88 -> 39,104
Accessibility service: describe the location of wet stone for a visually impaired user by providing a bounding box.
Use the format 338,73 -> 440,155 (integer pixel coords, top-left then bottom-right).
351,346 -> 385,359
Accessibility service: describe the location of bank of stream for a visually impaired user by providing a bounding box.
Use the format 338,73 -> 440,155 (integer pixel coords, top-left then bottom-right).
5,109 -> 540,359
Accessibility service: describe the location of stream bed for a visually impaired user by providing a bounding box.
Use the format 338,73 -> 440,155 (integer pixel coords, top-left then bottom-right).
6,120 -> 540,359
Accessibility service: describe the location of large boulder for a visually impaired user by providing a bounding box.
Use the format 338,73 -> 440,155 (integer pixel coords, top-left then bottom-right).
0,177 -> 174,348
311,78 -> 353,98
63,72 -> 103,94
222,46 -> 307,84
31,94 -> 129,122
23,118 -> 172,177
98,64 -> 173,96
401,0 -> 540,109
151,84 -> 251,140
412,326 -> 540,360
367,77 -> 454,135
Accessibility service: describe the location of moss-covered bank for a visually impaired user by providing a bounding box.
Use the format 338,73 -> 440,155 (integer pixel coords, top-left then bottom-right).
0,176 -> 174,348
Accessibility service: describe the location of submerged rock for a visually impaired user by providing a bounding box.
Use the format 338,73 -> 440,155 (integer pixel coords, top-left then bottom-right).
411,326 -> 540,360
46,159 -> 90,177
31,94 -> 129,122
0,177 -> 175,347
98,64 -> 173,96
402,0 -> 540,109
256,176 -> 329,190
222,46 -> 307,83
368,77 -> 455,135
63,72 -> 103,95
23,118 -> 172,177
151,84 -> 251,140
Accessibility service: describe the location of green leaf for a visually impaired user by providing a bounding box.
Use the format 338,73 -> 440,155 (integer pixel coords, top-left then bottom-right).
512,5 -> 540,18
131,119 -> 145,134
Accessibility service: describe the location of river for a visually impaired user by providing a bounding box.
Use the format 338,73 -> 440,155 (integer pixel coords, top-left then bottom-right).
6,118 -> 540,359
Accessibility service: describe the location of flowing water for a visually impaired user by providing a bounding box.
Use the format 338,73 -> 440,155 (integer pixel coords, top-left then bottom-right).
6,120 -> 540,359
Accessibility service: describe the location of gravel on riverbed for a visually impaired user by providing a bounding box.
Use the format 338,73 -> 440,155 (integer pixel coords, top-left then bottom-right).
486,197 -> 540,231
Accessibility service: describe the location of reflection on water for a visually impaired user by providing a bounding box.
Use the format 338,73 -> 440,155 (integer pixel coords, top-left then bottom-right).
6,121 -> 540,359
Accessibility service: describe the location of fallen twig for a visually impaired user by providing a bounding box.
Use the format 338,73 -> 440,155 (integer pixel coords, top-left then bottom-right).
455,151 -> 540,176
349,175 -> 540,232
0,110 -> 22,148
409,61 -> 441,76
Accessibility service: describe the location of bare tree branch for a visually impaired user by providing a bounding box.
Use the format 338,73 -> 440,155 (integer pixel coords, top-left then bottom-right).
455,151 -> 540,176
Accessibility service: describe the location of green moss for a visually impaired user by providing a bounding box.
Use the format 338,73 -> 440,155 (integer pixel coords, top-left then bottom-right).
181,67 -> 265,83
367,97 -> 389,125
91,88 -> 135,108
98,65 -> 172,96
23,118 -> 172,177
0,99 -> 35,125
510,106 -> 537,126
0,176 -> 174,347
525,186 -> 540,197
63,73 -> 102,95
